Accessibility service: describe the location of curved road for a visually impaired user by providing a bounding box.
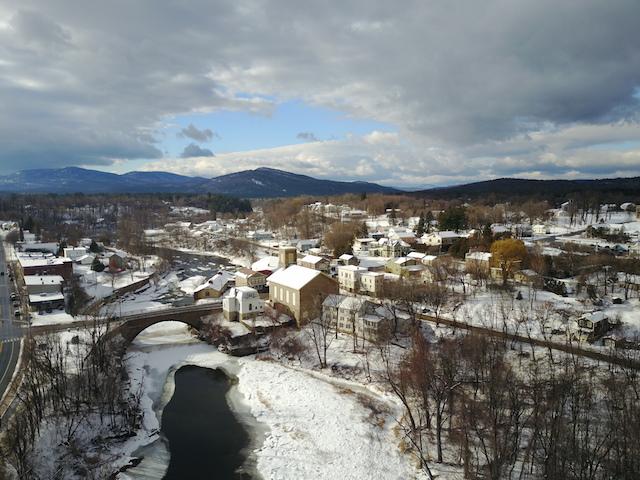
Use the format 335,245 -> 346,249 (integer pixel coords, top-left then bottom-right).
0,242 -> 22,404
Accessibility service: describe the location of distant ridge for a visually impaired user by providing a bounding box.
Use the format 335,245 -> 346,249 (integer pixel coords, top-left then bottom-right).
0,166 -> 399,197
414,176 -> 640,203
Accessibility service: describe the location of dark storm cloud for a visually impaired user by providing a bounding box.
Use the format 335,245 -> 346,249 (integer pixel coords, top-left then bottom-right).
1,0 -> 640,183
178,124 -> 218,142
180,143 -> 214,158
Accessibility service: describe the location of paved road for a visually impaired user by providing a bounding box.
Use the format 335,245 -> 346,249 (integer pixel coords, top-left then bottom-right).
0,242 -> 22,402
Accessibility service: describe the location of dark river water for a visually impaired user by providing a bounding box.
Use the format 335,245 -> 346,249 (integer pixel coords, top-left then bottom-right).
124,365 -> 255,480
162,366 -> 252,480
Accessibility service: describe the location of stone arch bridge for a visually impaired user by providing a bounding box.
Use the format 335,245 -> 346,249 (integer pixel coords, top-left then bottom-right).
28,302 -> 223,344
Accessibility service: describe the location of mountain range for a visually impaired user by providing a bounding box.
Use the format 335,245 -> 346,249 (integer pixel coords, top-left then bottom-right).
1,166 -> 638,203
0,167 -> 399,197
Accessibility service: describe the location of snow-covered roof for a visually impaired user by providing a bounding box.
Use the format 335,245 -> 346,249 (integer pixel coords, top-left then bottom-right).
465,251 -> 492,262
18,254 -> 72,268
267,265 -> 323,290
195,271 -> 235,292
24,275 -> 64,286
236,267 -> 263,278
300,254 -> 325,265
251,256 -> 279,272
338,265 -> 368,272
339,253 -> 354,260
29,292 -> 65,303
581,311 -> 608,323
407,251 -> 426,259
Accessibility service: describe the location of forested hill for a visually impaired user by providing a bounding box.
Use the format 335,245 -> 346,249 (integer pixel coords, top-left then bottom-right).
413,177 -> 640,204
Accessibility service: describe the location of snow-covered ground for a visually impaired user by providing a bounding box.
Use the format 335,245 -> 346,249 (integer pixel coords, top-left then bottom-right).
118,323 -> 426,480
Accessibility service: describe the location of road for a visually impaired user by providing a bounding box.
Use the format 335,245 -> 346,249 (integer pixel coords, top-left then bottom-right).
0,242 -> 22,403
417,313 -> 640,370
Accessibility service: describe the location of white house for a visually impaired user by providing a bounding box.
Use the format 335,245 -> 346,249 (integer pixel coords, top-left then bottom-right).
222,286 -> 264,321
421,231 -> 462,248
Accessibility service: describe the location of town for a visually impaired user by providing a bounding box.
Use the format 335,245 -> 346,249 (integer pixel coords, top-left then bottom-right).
0,188 -> 638,479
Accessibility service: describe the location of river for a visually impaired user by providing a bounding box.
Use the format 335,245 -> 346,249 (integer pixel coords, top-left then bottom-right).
124,365 -> 255,479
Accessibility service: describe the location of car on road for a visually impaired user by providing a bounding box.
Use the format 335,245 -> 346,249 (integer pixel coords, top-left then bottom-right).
14,310 -> 21,317
0,271 -> 4,276
10,293 -> 17,300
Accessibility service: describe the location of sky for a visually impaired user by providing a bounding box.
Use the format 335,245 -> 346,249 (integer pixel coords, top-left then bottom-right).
1,1 -> 640,188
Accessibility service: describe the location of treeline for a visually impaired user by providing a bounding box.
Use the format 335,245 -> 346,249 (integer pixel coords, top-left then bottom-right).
1,328 -> 141,478
385,330 -> 640,480
413,177 -> 640,205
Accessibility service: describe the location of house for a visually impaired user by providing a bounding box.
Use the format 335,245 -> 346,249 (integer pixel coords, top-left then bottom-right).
465,251 -> 492,270
108,253 -> 126,273
359,271 -> 385,296
338,254 -> 359,266
222,287 -> 264,321
352,238 -> 376,254
268,265 -> 338,325
25,275 -> 65,311
194,271 -> 235,301
514,269 -> 542,286
620,202 -> 636,212
386,257 -> 419,276
388,227 -> 416,244
322,295 -> 392,341
63,246 -> 88,261
298,254 -> 330,273
374,238 -> 411,257
235,268 -> 267,291
532,224 -> 550,235
296,239 -> 320,252
337,265 -> 368,292
577,312 -> 612,342
421,231 -> 462,251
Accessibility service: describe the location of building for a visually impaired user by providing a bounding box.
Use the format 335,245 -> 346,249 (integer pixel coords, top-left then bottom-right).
337,265 -> 368,292
421,231 -> 463,251
108,253 -> 126,273
268,265 -> 338,325
386,257 -> 419,276
63,246 -> 88,261
17,253 -> 73,281
25,275 -> 65,311
278,246 -> 297,268
297,254 -> 330,273
222,287 -> 264,321
251,256 -> 280,276
352,238 -> 376,255
235,268 -> 267,291
359,271 -> 385,296
322,295 -> 392,341
465,251 -> 492,271
577,311 -> 612,342
194,271 -> 235,301
337,253 -> 358,266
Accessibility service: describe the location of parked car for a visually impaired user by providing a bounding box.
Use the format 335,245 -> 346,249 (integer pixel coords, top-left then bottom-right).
9,293 -> 17,300
14,310 -> 21,317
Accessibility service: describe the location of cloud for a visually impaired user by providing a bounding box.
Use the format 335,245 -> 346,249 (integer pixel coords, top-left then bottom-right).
296,131 -> 318,142
180,143 -> 214,158
0,1 -> 639,184
178,123 -> 218,142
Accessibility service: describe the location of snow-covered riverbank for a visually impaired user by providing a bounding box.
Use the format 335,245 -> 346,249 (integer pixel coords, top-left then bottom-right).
118,322 -> 422,480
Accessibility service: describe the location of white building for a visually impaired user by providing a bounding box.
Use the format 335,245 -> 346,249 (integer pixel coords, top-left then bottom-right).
322,295 -> 392,341
359,271 -> 385,296
63,246 -> 88,261
222,286 -> 264,321
337,265 -> 368,293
